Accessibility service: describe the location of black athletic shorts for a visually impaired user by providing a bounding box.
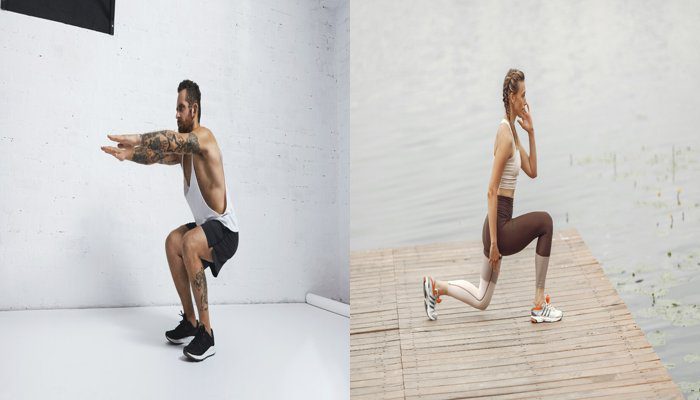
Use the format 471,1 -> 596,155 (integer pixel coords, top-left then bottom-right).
185,220 -> 239,278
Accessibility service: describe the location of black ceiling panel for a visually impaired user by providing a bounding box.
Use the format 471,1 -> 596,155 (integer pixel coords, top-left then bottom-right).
1,0 -> 115,35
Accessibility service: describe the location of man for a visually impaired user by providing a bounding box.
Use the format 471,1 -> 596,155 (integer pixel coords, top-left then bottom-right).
101,80 -> 239,361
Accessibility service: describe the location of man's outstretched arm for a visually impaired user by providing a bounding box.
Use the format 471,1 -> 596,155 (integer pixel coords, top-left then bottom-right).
103,129 -> 208,164
140,130 -> 202,155
101,143 -> 181,165
107,130 -> 205,155
132,147 -> 182,165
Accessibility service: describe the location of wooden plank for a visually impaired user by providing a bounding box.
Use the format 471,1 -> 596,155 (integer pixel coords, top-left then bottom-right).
349,229 -> 683,399
350,248 -> 406,399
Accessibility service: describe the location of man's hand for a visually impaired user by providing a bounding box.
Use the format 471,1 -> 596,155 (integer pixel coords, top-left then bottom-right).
102,134 -> 138,161
101,144 -> 134,161
107,134 -> 141,147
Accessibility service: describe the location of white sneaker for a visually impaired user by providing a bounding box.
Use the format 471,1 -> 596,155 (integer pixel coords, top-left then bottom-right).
531,294 -> 563,323
423,276 -> 441,321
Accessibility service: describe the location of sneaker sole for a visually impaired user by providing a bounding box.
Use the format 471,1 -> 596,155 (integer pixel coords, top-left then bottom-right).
166,335 -> 194,345
423,277 -> 437,321
530,315 -> 563,323
183,346 -> 216,361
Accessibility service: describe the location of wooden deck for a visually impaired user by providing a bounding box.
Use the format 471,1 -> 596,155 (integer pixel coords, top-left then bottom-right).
350,229 -> 682,399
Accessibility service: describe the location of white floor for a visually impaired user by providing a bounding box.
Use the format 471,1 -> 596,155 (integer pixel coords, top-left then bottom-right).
0,303 -> 349,400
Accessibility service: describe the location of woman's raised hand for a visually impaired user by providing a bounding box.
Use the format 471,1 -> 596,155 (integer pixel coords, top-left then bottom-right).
517,104 -> 534,134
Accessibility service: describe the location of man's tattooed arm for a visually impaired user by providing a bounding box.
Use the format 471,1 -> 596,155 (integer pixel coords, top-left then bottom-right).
131,146 -> 162,165
157,153 -> 182,165
130,147 -> 181,165
140,130 -> 202,155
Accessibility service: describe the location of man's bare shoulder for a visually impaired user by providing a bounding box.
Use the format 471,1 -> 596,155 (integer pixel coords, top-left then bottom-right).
192,125 -> 214,138
192,126 -> 219,156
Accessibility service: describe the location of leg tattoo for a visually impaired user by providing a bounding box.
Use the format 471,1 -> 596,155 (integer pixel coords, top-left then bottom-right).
194,268 -> 208,312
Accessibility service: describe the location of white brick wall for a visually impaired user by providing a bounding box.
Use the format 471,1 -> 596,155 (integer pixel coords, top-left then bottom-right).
334,0 -> 349,304
0,0 -> 349,310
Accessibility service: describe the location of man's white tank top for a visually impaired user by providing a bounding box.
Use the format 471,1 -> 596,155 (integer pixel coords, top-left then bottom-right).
184,155 -> 239,232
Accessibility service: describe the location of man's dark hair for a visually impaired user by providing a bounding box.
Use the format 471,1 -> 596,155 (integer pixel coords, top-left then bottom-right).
177,79 -> 202,123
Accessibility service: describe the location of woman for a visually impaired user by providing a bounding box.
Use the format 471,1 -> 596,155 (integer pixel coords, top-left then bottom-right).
422,68 -> 563,323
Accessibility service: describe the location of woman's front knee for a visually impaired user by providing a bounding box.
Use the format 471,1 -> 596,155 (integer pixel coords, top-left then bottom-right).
541,212 -> 553,232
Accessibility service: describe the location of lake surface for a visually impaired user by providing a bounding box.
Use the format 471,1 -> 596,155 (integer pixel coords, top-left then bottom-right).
350,1 -> 700,396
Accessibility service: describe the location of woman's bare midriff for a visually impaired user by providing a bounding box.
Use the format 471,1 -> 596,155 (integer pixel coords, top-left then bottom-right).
497,188 -> 515,198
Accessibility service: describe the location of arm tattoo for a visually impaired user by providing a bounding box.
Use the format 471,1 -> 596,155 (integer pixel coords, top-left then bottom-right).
158,154 -> 182,165
140,130 -> 201,154
131,146 -> 165,165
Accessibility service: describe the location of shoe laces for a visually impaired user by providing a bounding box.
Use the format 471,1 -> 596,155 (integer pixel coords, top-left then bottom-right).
533,295 -> 552,312
178,311 -> 194,328
430,278 -> 442,304
194,324 -> 205,339
193,324 -> 212,346
543,295 -> 560,312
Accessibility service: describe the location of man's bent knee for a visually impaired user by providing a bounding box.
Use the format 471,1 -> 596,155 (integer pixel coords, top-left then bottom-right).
182,237 -> 196,257
165,226 -> 187,256
182,231 -> 206,261
165,232 -> 179,253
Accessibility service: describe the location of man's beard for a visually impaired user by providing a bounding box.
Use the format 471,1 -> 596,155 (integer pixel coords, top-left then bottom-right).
177,120 -> 194,133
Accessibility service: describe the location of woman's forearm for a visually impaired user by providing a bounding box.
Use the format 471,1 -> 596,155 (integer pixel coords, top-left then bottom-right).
528,131 -> 537,176
487,190 -> 498,244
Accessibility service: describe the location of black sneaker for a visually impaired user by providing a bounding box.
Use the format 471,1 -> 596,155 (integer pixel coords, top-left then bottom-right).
165,311 -> 198,345
183,324 -> 216,361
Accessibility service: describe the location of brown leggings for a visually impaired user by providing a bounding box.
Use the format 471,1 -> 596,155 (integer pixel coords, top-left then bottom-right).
482,196 -> 553,258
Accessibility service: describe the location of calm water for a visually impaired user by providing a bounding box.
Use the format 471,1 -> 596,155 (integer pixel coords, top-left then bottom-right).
351,1 -> 700,396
